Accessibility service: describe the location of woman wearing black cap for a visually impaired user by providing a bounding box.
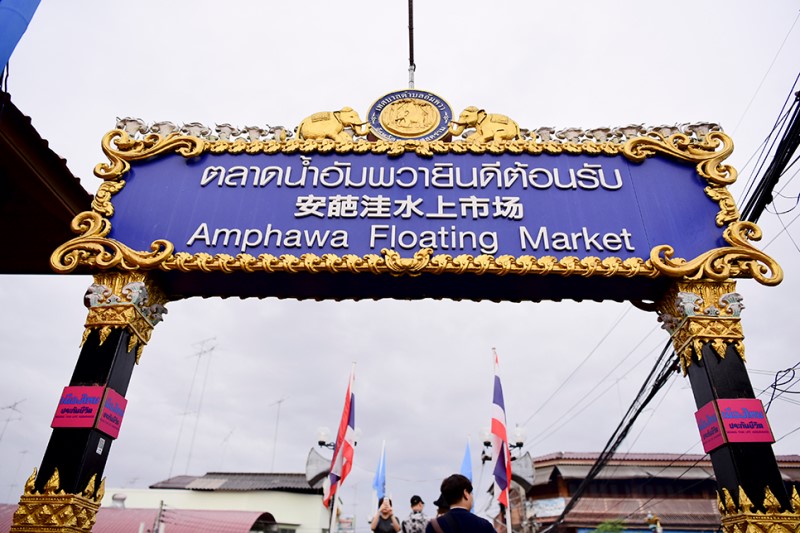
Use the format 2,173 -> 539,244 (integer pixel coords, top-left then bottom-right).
402,495 -> 428,533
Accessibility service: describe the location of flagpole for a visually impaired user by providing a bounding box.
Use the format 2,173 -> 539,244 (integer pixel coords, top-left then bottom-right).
505,494 -> 513,533
329,492 -> 340,533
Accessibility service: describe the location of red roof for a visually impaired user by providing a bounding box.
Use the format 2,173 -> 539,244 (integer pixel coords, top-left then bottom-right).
0,504 -> 275,533
533,451 -> 800,465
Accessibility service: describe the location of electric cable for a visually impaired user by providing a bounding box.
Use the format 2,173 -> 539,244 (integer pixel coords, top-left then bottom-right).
619,454 -> 713,522
765,361 -> 800,412
775,211 -> 800,253
731,10 -> 800,136
539,341 -> 679,533
521,307 -> 632,427
761,207 -> 800,249
740,88 -> 800,223
741,98 -> 797,203
528,335 -> 663,449
737,73 -> 800,209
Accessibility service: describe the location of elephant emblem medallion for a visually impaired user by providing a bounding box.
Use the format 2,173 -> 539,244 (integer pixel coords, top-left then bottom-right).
449,106 -> 520,143
296,107 -> 369,142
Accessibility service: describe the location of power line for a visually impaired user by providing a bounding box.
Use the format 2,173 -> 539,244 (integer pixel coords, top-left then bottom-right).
540,341 -> 679,533
762,207 -> 800,249
521,306 -> 632,426
740,87 -> 800,222
528,335 -> 663,449
737,67 -> 800,210
732,10 -> 800,136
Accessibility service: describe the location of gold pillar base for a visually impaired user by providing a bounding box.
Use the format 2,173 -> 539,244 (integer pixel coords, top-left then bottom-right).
11,469 -> 104,533
718,486 -> 800,533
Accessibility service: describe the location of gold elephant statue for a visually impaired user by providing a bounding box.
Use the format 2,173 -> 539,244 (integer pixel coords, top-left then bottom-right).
449,106 -> 520,143
296,107 -> 369,142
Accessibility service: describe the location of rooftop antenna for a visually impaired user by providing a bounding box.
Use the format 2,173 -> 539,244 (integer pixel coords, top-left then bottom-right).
185,337 -> 216,474
1,399 -> 25,414
268,397 -> 287,472
408,0 -> 415,88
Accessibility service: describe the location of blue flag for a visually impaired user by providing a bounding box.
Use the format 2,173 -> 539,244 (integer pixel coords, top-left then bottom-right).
372,442 -> 386,500
460,439 -> 472,482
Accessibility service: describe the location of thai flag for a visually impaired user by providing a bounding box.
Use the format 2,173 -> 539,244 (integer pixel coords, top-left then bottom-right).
491,349 -> 512,508
323,368 -> 356,508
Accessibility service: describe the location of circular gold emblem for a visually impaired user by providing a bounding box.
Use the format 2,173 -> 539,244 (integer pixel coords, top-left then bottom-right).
367,89 -> 452,142
380,98 -> 438,137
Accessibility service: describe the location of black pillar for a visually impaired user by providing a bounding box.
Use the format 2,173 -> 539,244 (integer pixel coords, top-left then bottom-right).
35,327 -> 137,495
686,340 -> 790,511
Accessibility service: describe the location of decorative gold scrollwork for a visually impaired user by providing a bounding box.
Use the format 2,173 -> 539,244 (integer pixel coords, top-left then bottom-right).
51,212 -> 174,273
704,186 -> 740,227
650,221 -> 783,286
717,485 -> 800,533
11,468 -> 105,532
90,180 -> 125,217
94,130 -> 204,180
623,131 -> 736,186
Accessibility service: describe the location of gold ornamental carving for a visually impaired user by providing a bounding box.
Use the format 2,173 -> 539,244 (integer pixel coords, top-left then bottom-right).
449,107 -> 521,143
94,130 -> 204,181
296,107 -> 370,142
51,211 -> 173,274
11,468 -> 104,533
657,281 -> 746,374
82,272 -> 168,363
650,221 -> 782,286
717,486 -> 800,533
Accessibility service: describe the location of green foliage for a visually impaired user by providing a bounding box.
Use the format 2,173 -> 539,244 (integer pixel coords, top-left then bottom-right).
594,519 -> 626,533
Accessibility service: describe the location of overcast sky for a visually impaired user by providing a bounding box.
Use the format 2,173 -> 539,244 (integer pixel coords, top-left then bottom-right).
2,1 -> 800,530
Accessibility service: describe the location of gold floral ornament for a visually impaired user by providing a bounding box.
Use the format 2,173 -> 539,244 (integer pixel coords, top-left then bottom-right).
656,281 -> 745,374
11,468 -> 105,532
717,485 -> 800,533
81,272 -> 168,363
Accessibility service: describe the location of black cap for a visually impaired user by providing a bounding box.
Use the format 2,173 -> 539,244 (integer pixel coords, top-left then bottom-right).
433,495 -> 448,509
410,495 -> 424,506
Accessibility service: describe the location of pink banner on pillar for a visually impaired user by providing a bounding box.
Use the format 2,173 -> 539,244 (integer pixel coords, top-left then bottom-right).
717,398 -> 774,443
51,386 -> 104,428
96,388 -> 127,439
695,401 -> 725,453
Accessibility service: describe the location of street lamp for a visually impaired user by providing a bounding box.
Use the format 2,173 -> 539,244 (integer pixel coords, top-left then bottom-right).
317,427 -> 335,449
316,426 -> 360,449
480,425 -> 525,464
509,425 -> 526,456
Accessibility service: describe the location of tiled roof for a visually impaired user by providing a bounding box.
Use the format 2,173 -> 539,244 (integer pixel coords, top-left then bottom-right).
536,497 -> 721,528
532,452 -> 800,483
150,472 -> 321,494
534,451 -> 800,466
